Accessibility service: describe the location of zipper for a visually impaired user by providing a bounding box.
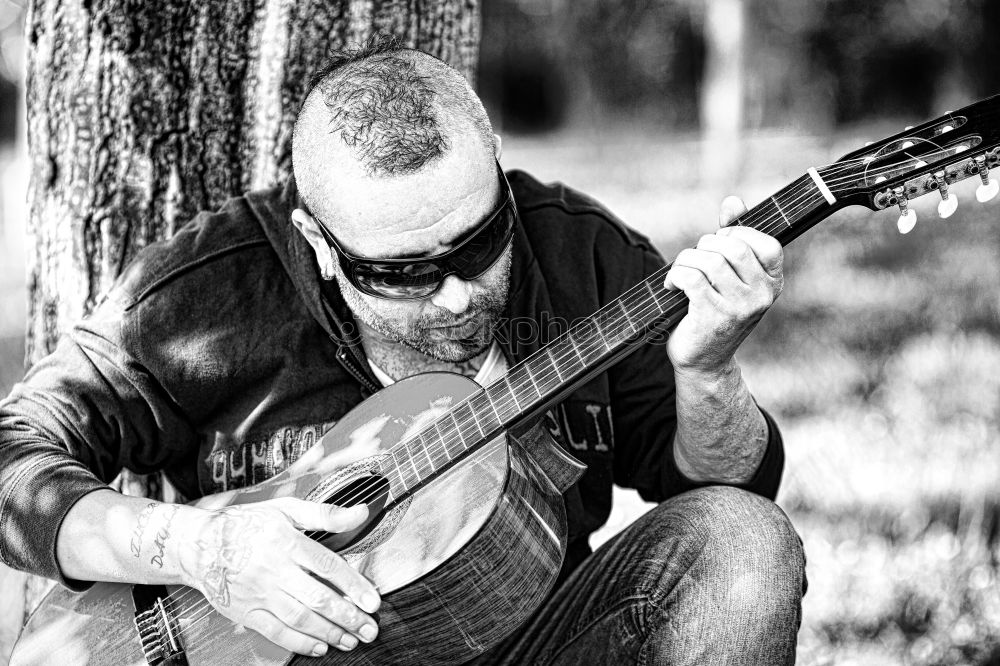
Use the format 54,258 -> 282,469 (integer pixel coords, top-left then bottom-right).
334,344 -> 381,395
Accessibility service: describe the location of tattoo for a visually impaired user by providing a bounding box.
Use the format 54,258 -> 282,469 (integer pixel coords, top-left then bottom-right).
198,509 -> 252,608
149,505 -> 179,568
130,503 -> 158,558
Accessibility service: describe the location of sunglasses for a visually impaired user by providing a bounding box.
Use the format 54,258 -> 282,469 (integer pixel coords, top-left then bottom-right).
315,161 -> 518,299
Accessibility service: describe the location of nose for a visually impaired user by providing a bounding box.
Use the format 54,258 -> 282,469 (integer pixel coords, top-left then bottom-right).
430,275 -> 473,314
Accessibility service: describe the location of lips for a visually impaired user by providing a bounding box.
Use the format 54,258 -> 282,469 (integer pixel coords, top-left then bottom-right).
430,316 -> 482,338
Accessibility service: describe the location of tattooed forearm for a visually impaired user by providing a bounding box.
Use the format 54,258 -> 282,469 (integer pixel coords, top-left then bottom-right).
130,502 -> 158,558
149,505 -> 179,568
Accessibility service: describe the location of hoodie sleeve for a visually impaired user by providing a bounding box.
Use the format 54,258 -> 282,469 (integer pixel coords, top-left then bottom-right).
0,295 -> 196,588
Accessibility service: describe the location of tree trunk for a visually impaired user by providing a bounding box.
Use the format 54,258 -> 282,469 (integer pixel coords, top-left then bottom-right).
2,0 -> 479,661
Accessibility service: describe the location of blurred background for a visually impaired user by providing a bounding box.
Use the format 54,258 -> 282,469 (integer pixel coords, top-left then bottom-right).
2,0 -> 1000,664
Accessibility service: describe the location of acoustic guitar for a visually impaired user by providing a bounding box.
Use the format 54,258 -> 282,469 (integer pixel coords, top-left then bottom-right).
11,94 -> 1000,665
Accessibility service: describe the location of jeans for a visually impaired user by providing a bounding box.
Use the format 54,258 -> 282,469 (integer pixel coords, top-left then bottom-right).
469,486 -> 806,665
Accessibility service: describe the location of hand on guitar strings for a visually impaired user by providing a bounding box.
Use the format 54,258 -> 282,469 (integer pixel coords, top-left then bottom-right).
662,196 -> 784,377
177,498 -> 381,657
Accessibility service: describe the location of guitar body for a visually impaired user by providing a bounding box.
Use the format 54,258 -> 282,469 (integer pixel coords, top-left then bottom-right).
12,373 -> 584,665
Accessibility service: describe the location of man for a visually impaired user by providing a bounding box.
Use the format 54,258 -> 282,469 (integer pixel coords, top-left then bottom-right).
0,38 -> 804,664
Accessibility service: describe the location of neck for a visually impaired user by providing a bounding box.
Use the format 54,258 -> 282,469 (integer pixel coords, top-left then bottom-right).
357,319 -> 489,381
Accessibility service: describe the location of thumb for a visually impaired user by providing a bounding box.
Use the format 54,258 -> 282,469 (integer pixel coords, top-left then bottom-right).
269,497 -> 369,532
719,195 -> 748,228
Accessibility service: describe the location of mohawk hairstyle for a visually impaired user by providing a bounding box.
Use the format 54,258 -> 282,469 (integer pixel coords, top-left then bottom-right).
298,34 -> 490,177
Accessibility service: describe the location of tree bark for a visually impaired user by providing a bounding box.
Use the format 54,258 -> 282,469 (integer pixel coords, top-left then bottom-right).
2,0 -> 479,660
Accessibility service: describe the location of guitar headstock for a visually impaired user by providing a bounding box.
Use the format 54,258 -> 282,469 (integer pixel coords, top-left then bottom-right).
817,94 -> 1000,232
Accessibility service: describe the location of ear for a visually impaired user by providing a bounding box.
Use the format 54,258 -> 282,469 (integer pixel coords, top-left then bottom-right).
291,208 -> 337,280
493,133 -> 503,160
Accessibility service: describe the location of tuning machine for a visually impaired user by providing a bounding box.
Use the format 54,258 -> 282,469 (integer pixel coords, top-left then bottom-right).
893,187 -> 917,234
930,170 -> 958,218
973,155 -> 999,203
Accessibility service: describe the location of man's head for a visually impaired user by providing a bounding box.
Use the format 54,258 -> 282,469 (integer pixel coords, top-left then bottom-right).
291,36 -> 510,363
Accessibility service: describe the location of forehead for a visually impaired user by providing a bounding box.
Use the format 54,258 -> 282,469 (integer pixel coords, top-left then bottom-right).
323,138 -> 498,259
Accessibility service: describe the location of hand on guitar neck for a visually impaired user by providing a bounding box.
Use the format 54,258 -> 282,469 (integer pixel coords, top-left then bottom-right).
55,488 -> 382,657
664,196 -> 784,486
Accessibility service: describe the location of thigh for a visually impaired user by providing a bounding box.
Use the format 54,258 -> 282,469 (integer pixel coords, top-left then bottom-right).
468,486 -> 805,666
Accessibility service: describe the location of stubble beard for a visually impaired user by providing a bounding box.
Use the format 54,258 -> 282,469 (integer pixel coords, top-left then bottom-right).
334,253 -> 511,364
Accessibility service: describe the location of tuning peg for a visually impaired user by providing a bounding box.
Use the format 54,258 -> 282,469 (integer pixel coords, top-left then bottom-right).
895,189 -> 916,233
897,209 -> 917,234
938,194 -> 958,218
933,171 -> 958,218
974,155 -> 999,203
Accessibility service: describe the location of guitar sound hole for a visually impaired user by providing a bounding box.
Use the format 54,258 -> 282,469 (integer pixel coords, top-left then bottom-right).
317,474 -> 391,552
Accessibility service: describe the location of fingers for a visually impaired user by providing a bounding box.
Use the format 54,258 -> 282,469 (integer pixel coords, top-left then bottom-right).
719,195 -> 748,227
270,497 -> 369,533
280,570 -> 378,645
663,232 -> 782,318
663,250 -> 727,300
717,226 -> 784,278
293,536 -> 381,614
242,608 -> 331,657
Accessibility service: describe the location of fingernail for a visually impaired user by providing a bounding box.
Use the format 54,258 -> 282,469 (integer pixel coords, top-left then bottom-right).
718,226 -> 732,235
340,634 -> 359,650
360,590 -> 381,612
313,643 -> 328,656
360,624 -> 378,642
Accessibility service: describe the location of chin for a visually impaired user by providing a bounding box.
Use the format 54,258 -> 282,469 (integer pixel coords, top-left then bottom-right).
417,327 -> 493,363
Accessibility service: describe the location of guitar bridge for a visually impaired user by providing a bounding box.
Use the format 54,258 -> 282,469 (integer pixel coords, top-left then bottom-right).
131,585 -> 190,665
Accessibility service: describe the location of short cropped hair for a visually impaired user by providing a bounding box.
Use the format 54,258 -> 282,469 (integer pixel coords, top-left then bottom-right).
293,34 -> 494,188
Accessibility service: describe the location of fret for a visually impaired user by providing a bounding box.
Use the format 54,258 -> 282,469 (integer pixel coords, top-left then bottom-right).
646,279 -> 666,312
771,196 -> 792,228
523,360 -> 542,396
531,351 -> 563,389
507,365 -> 540,406
592,316 -> 615,352
442,411 -> 467,453
454,400 -> 485,441
617,299 -> 640,335
483,379 -> 521,425
766,174 -> 827,234
567,334 -> 586,366
503,377 -> 523,412
387,449 -> 410,493
416,433 -> 437,472
569,326 -> 609,365
401,437 -> 422,481
469,391 -> 502,434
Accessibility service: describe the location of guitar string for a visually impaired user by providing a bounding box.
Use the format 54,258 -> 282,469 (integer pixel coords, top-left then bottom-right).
163,173 -> 832,628
166,147 -> 985,630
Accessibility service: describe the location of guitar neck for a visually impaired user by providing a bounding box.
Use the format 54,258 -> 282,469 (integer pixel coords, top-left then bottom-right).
382,172 -> 840,499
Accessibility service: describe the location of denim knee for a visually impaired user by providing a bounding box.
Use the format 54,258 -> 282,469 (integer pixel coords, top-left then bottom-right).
647,485 -> 805,605
630,486 -> 805,664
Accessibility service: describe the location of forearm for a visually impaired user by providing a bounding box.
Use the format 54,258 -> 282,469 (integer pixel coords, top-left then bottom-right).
56,488 -> 203,587
671,358 -> 768,485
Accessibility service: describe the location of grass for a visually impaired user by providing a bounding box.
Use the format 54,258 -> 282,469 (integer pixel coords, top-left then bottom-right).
1,128 -> 999,664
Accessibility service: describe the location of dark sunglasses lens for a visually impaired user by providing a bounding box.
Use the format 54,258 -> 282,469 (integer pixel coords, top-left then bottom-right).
354,262 -> 443,298
450,203 -> 516,277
